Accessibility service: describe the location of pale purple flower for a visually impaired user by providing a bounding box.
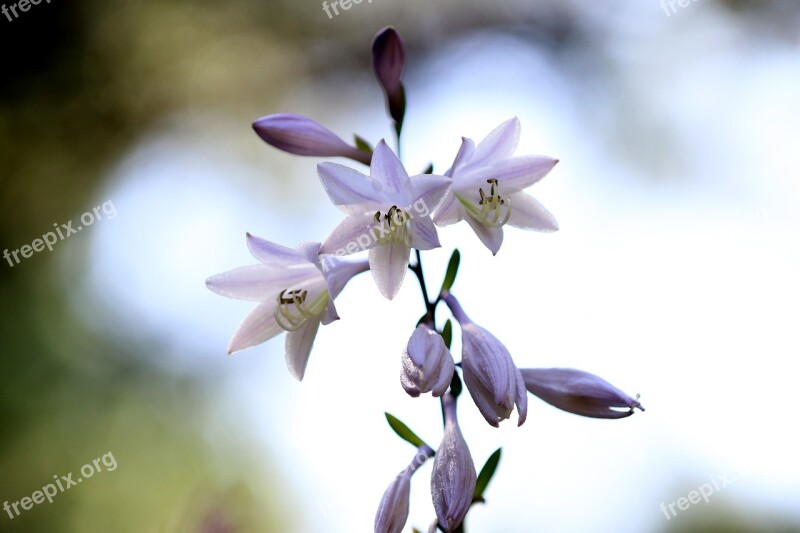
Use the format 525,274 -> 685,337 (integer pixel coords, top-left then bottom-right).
521,368 -> 645,419
318,140 -> 451,300
253,113 -> 371,165
372,27 -> 406,127
205,234 -> 367,380
433,117 -> 559,255
444,293 -> 527,427
431,393 -> 476,532
375,445 -> 434,533
401,325 -> 455,397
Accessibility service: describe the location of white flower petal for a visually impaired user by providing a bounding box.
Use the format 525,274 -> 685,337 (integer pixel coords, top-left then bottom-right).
284,316 -> 322,380
369,242 -> 410,300
410,217 -> 441,251
456,155 -> 557,193
321,256 -> 370,298
446,137 -> 476,177
227,300 -> 283,354
432,191 -> 464,227
507,192 -> 559,231
320,212 -> 380,255
206,265 -> 297,302
409,174 -> 451,212
318,162 -> 387,208
371,140 -> 412,204
464,215 -> 504,255
246,233 -> 305,265
470,117 -> 520,166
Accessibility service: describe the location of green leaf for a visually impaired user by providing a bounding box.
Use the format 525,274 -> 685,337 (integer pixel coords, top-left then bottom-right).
440,249 -> 461,293
354,134 -> 373,154
385,412 -> 427,449
422,163 -> 434,174
440,319 -> 453,350
474,448 -> 502,500
449,369 -> 462,399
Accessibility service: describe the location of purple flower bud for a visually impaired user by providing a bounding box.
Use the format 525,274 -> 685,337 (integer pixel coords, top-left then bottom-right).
431,394 -> 476,532
371,27 -> 406,128
375,445 -> 434,533
401,325 -> 455,397
252,113 -> 371,165
444,293 -> 527,427
520,368 -> 645,419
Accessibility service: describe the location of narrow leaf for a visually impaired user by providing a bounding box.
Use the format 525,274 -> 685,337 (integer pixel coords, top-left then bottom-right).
440,319 -> 452,350
385,412 -> 427,449
440,249 -> 461,293
474,448 -> 502,500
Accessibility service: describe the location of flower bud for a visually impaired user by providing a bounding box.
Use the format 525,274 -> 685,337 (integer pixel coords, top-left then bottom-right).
252,113 -> 371,165
371,27 -> 406,129
520,368 -> 644,419
375,445 -> 434,533
401,325 -> 455,397
444,293 -> 527,427
431,394 -> 476,532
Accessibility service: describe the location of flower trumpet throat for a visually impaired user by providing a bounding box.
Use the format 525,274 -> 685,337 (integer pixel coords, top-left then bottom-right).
373,206 -> 412,246
459,178 -> 512,228
274,288 -> 329,331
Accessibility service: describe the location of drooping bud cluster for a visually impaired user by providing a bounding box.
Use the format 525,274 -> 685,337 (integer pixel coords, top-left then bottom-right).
400,325 -> 455,397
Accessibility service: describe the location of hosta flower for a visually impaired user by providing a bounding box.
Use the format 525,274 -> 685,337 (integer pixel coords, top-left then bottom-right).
206,234 -> 367,380
431,393 -> 476,532
374,445 -> 434,533
253,113 -> 371,165
400,325 -> 455,397
444,293 -> 527,427
318,140 -> 451,300
521,368 -> 645,419
433,117 -> 559,255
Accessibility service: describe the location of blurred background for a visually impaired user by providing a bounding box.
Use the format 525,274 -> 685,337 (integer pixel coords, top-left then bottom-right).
2,0 -> 799,532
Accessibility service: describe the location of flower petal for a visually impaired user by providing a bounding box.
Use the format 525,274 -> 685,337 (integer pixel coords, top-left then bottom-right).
410,216 -> 441,251
506,192 -> 559,231
246,233 -> 305,265
320,212 -> 380,255
371,140 -> 412,204
446,137 -> 476,177
206,265 -> 290,302
284,316 -> 322,380
456,155 -> 558,193
227,300 -> 283,354
470,117 -> 520,166
409,174 -> 451,212
320,256 -> 370,298
432,191 -> 464,227
464,215 -> 504,255
369,241 -> 410,300
318,162 -> 387,209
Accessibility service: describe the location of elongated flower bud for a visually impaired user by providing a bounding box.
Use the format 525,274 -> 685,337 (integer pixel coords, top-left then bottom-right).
371,27 -> 406,130
431,394 -> 476,532
375,445 -> 434,533
401,325 -> 455,397
252,113 -> 371,165
521,368 -> 644,419
444,293 -> 527,427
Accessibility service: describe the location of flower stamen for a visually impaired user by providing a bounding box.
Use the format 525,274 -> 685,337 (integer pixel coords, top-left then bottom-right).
274,288 -> 329,331
461,179 -> 512,227
374,205 -> 412,246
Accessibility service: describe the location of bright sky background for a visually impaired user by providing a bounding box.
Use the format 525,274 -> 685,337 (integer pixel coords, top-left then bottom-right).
73,4 -> 800,532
